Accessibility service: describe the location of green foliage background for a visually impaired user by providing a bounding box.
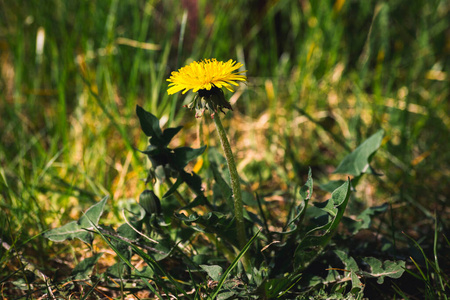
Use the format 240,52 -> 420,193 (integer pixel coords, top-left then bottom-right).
0,0 -> 449,298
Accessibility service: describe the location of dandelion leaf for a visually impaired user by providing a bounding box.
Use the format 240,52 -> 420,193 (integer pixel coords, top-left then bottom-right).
334,250 -> 363,295
136,105 -> 163,144
44,197 -> 108,243
200,264 -> 223,281
172,146 -> 207,169
361,257 -> 405,284
71,253 -> 103,280
334,130 -> 384,176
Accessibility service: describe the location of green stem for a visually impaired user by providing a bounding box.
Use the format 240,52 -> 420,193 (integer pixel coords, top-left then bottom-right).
211,114 -> 246,250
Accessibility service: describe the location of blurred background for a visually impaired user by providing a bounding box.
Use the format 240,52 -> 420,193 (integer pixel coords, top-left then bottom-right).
0,0 -> 449,295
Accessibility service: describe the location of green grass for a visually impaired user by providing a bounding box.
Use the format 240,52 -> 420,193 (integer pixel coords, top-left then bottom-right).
1,0 -> 449,298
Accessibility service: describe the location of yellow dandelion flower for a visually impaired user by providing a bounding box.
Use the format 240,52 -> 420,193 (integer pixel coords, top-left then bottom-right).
167,59 -> 247,118
167,58 -> 247,95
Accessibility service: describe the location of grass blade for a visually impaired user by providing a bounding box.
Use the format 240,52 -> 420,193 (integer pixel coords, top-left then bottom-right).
210,229 -> 260,299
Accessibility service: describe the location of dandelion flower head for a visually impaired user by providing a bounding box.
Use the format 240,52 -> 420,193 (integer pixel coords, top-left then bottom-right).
167,58 -> 247,95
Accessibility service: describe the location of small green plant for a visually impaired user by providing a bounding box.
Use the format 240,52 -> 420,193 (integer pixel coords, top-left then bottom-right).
40,59 -> 407,299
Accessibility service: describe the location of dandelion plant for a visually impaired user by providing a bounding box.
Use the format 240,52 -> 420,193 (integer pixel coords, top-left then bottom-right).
167,58 -> 247,249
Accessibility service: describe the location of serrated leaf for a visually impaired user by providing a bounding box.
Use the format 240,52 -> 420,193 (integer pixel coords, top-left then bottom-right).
334,130 -> 384,176
172,146 -> 207,169
344,203 -> 389,234
361,257 -> 405,284
78,196 -> 108,228
44,221 -> 93,243
161,126 -> 183,146
200,264 -> 223,281
44,197 -> 108,243
350,270 -> 364,295
72,253 -> 103,280
334,250 -> 363,295
136,105 -> 163,144
334,250 -> 359,271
